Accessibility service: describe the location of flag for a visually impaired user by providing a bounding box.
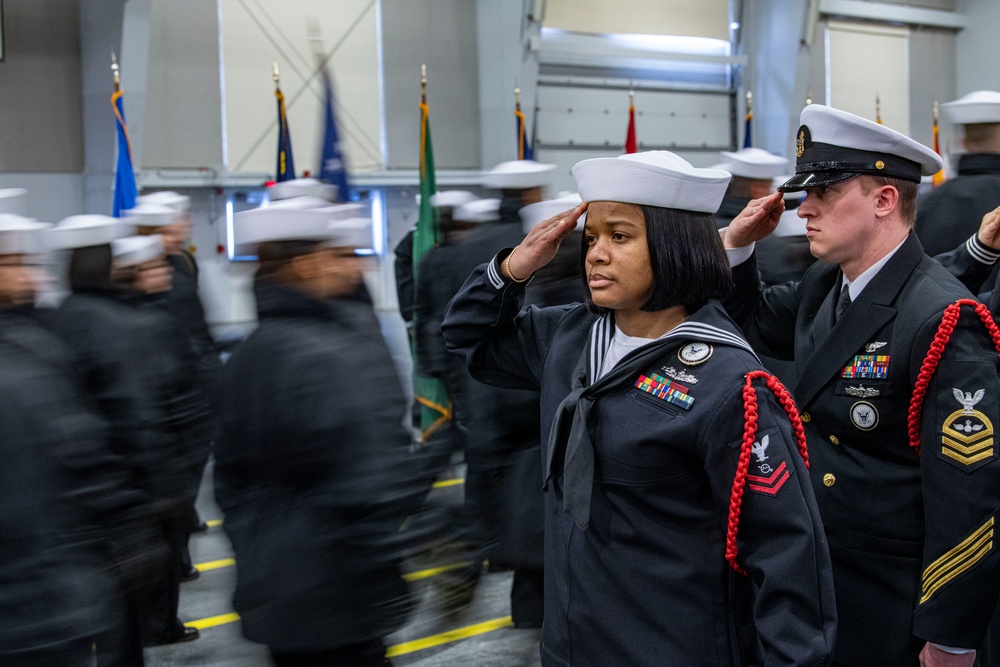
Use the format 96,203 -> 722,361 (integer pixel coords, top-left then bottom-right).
742,108 -> 752,149
516,105 -> 533,160
275,85 -> 296,182
318,66 -> 349,200
411,99 -> 450,440
111,89 -> 137,217
932,102 -> 945,187
625,96 -> 637,154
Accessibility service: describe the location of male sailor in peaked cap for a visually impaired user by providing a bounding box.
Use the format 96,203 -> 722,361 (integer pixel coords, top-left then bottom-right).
442,150 -> 835,666
723,104 -> 1000,666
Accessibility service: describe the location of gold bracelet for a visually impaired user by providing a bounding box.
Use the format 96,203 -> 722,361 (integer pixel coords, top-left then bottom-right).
504,245 -> 531,283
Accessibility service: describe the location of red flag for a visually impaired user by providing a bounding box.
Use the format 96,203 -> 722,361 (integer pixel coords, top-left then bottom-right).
625,98 -> 637,154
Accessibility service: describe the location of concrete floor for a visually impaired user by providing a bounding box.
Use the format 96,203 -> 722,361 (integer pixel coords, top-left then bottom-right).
144,461 -> 543,667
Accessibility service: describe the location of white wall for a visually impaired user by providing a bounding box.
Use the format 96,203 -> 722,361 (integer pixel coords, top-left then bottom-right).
544,0 -> 729,40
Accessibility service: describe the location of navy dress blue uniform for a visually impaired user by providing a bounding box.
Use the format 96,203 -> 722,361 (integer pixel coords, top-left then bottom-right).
214,279 -> 419,656
442,253 -> 836,667
727,233 -> 1000,665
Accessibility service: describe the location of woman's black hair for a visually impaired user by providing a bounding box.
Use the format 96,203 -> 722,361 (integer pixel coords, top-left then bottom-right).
580,204 -> 733,314
68,244 -> 120,293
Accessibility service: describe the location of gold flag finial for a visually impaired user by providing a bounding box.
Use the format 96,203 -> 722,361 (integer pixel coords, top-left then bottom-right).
111,52 -> 121,92
746,89 -> 752,112
806,90 -> 813,106
272,62 -> 281,88
629,80 -> 635,102
876,94 -> 882,124
514,86 -> 521,110
421,64 -> 427,104
933,99 -> 940,123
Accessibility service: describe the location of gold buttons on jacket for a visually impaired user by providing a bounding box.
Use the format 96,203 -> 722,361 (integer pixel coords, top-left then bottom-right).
823,473 -> 836,487
801,412 -> 811,423
829,435 -> 840,445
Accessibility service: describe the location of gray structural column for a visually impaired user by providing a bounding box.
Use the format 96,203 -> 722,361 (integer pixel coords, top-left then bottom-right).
741,0 -> 813,161
79,0 -> 128,215
476,0 -> 542,170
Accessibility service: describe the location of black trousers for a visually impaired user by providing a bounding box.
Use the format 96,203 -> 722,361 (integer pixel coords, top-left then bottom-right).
141,514 -> 186,642
270,639 -> 390,667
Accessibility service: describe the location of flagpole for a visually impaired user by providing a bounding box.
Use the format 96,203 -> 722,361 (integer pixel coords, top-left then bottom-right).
111,52 -> 120,93
876,94 -> 882,124
421,64 -> 427,106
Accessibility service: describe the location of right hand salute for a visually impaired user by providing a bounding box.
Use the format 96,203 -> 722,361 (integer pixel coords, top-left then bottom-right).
721,192 -> 785,249
504,202 -> 588,281
976,204 -> 1000,250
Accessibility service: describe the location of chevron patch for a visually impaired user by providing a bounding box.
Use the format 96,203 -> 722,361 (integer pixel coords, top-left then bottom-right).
940,388 -> 997,472
746,460 -> 790,496
920,517 -> 994,605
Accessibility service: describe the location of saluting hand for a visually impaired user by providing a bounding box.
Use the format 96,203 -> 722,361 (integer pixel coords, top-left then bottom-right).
976,204 -> 1000,250
504,203 -> 588,281
721,192 -> 785,249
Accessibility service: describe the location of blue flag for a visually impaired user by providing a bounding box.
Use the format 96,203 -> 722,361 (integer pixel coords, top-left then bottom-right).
275,87 -> 295,182
112,90 -> 137,217
743,109 -> 752,149
516,106 -> 533,160
318,68 -> 349,201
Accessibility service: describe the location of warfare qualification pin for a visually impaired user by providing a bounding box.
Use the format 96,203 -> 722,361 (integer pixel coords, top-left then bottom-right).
678,342 -> 713,366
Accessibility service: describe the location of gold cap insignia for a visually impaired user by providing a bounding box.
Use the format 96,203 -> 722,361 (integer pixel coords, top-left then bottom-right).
796,130 -> 805,158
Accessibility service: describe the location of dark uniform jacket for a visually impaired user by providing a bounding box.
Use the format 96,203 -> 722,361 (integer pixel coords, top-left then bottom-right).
53,291 -> 206,515
162,251 -> 223,402
725,233 -> 1000,665
0,308 -> 139,654
916,153 -> 1000,261
214,280 -> 421,651
442,255 -> 836,667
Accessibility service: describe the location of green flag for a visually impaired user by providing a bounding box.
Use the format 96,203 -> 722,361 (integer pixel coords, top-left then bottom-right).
411,99 -> 450,440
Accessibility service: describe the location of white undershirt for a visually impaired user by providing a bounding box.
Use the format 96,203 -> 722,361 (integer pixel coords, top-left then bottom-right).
597,326 -> 661,380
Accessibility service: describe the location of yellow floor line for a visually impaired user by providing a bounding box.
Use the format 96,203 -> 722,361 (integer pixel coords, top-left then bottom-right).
432,478 -> 465,489
205,519 -> 224,528
184,613 -> 514,657
402,561 -> 471,582
386,616 -> 513,657
186,612 -> 241,630
194,558 -> 236,573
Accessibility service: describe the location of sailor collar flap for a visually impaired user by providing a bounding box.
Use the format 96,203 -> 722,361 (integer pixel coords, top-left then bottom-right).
545,303 -> 759,530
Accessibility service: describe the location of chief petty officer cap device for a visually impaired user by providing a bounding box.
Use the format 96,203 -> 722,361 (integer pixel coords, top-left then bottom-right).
779,105 -> 942,193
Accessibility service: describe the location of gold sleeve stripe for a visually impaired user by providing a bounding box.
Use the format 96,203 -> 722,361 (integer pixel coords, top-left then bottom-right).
920,517 -> 994,605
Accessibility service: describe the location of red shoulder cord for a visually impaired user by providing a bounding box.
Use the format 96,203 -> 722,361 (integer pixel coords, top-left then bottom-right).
726,370 -> 810,575
907,298 -> 1000,455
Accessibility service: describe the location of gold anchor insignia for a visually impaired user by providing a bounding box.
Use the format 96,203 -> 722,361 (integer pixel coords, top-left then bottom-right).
796,130 -> 805,158
941,388 -> 994,467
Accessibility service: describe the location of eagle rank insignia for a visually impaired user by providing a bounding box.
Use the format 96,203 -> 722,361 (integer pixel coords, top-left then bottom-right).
940,388 -> 996,472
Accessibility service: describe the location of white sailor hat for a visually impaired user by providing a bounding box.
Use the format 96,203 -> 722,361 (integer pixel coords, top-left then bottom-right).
0,189 -> 28,216
941,91 -> 1000,125
111,235 -> 165,267
780,105 -> 942,192
520,193 -> 586,234
482,160 -> 556,190
136,191 -> 191,214
266,195 -> 342,211
429,190 -> 477,209
267,178 -> 338,203
718,148 -> 789,180
123,203 -> 180,228
46,215 -> 134,250
325,218 -> 373,249
454,198 -> 501,224
232,206 -> 332,254
572,151 -> 731,213
0,214 -> 51,254
315,202 -> 369,221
